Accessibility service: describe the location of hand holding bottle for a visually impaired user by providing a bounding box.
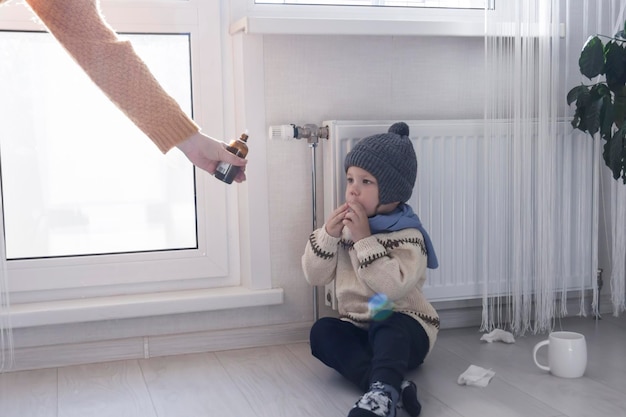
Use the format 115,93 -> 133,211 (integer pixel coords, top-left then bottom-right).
214,132 -> 249,184
177,132 -> 247,183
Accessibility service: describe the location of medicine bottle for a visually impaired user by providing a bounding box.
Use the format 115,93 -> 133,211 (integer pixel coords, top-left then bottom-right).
214,132 -> 249,184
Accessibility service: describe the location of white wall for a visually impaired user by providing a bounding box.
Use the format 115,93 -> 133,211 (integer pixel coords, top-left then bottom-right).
263,33 -> 485,318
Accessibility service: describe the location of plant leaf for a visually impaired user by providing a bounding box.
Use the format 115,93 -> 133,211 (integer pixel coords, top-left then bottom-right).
571,112 -> 583,131
600,95 -> 615,140
572,89 -> 591,132
575,85 -> 606,136
585,97 -> 603,135
604,41 -> 625,89
603,127 -> 626,180
567,84 -> 588,105
579,36 -> 605,79
614,87 -> 626,128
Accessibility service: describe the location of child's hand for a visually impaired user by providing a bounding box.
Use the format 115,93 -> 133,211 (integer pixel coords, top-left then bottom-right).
325,203 -> 349,238
343,202 -> 371,242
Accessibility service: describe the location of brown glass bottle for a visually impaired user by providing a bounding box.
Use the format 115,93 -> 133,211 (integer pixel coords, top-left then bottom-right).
214,132 -> 249,184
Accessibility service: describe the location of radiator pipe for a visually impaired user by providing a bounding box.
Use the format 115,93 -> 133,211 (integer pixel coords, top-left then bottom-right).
301,125 -> 328,321
310,140 -> 319,321
269,123 -> 328,321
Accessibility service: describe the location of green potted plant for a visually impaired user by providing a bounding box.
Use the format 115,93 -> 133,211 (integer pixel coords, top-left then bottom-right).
567,23 -> 626,183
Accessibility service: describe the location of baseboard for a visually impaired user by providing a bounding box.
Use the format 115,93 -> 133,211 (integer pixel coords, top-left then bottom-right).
7,286 -> 284,329
435,291 -> 616,329
6,321 -> 311,372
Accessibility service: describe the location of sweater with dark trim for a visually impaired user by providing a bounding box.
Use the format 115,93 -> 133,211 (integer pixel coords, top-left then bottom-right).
302,226 -> 439,355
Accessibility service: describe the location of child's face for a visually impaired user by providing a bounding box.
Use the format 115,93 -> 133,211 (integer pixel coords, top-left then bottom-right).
345,166 -> 381,217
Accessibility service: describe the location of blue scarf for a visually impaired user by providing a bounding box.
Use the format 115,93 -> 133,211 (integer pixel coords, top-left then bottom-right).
368,203 -> 439,269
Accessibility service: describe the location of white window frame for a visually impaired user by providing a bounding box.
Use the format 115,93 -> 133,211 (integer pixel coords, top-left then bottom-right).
0,0 -> 279,327
229,0 -> 487,36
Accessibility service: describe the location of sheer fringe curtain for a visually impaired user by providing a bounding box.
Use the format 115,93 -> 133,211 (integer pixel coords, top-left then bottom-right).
605,2 -> 626,318
482,0 -> 626,335
608,178 -> 626,315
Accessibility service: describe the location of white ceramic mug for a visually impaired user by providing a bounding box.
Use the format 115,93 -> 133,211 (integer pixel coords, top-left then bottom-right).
532,331 -> 587,378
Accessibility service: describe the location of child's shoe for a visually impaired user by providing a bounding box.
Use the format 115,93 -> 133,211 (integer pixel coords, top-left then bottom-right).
348,381 -> 398,417
397,380 -> 421,417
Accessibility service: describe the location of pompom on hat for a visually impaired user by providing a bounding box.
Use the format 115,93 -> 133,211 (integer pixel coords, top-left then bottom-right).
344,122 -> 417,204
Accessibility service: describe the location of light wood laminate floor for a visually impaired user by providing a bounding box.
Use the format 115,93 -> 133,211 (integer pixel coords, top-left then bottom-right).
1,315 -> 625,417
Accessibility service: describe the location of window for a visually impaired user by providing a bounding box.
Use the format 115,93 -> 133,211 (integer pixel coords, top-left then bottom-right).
0,32 -> 196,260
0,0 -> 274,316
254,0 -> 487,9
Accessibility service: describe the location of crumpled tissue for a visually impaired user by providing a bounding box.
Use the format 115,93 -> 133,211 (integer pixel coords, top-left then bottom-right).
480,329 -> 515,344
457,365 -> 495,387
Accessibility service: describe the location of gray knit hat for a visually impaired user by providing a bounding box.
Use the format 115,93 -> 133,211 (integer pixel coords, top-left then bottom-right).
344,122 -> 417,204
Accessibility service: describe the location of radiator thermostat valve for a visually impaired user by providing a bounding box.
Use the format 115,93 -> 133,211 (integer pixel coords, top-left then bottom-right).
268,124 -> 297,141
268,123 -> 329,142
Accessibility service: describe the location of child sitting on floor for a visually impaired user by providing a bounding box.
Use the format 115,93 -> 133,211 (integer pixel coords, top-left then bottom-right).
302,122 -> 439,417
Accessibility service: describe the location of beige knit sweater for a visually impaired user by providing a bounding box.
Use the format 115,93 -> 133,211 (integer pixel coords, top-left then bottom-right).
23,0 -> 199,153
302,226 -> 440,355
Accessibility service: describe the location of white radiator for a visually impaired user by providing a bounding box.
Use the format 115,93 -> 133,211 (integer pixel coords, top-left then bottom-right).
320,119 -> 595,307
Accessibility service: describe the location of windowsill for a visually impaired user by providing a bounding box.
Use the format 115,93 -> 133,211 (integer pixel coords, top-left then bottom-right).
229,15 -> 485,37
5,286 -> 284,328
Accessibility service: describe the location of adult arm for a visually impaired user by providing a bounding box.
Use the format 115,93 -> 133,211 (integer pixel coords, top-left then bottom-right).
24,0 -> 247,178
25,0 -> 199,153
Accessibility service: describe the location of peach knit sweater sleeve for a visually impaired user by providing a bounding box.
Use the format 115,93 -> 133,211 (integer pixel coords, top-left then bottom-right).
25,0 -> 200,153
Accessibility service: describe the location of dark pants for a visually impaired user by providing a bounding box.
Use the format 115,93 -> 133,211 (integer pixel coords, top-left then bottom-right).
309,313 -> 430,393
